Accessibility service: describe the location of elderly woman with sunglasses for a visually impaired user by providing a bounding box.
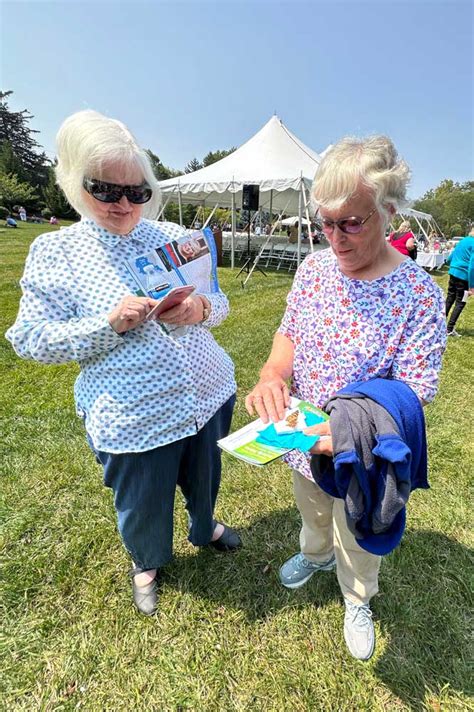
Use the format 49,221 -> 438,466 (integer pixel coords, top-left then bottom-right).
6,110 -> 240,616
246,135 -> 446,660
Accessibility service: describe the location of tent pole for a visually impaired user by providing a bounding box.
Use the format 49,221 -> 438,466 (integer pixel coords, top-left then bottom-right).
269,189 -> 273,234
156,194 -> 171,221
203,203 -> 219,228
301,181 -> 313,253
231,183 -> 236,269
297,174 -> 303,266
178,183 -> 183,227
413,215 -> 428,241
433,218 -> 445,237
242,194 -> 293,287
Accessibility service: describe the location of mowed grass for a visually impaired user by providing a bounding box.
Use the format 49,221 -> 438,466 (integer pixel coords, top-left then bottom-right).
1,223 -> 473,711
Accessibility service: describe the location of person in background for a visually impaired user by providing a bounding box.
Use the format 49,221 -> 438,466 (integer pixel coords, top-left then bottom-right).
6,215 -> 18,228
388,220 -> 416,259
49,215 -> 59,225
289,221 -> 298,244
445,229 -> 474,336
6,110 -> 240,618
246,135 -> 446,660
18,206 -> 27,221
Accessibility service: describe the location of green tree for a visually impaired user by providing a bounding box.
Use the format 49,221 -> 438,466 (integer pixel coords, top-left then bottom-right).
0,140 -> 25,180
0,91 -> 50,186
145,149 -> 180,181
184,157 -> 203,174
42,165 -> 78,219
0,172 -> 38,210
413,179 -> 474,235
202,148 -> 236,166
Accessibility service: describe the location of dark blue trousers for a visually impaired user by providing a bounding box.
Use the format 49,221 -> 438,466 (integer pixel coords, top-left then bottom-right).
89,396 -> 235,570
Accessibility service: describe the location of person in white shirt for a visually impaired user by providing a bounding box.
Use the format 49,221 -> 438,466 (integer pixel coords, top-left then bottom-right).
6,110 -> 241,616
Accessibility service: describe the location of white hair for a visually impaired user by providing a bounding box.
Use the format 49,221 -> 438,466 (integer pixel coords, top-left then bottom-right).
312,135 -> 411,225
55,110 -> 161,219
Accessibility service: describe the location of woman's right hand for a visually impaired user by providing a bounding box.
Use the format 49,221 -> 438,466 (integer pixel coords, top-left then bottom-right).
108,296 -> 157,334
245,372 -> 291,424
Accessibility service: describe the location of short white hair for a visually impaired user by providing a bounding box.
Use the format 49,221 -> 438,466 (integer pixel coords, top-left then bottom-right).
55,110 -> 161,219
312,135 -> 411,224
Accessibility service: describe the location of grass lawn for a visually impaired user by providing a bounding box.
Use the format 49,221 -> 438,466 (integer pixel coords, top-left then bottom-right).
1,223 -> 473,710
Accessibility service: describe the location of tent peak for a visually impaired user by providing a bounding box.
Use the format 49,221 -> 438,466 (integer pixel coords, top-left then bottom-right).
158,114 -> 322,212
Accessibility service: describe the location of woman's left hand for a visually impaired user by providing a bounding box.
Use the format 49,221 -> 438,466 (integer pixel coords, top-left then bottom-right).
157,296 -> 204,325
304,420 -> 334,456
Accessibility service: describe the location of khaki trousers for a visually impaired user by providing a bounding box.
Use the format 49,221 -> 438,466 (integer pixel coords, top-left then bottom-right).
293,470 -> 381,605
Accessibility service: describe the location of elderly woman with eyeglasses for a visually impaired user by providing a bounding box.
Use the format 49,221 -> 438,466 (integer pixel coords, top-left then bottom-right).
6,110 -> 240,616
245,136 -> 446,660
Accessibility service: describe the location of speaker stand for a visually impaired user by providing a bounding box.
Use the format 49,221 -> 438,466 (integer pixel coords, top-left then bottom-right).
235,215 -> 267,286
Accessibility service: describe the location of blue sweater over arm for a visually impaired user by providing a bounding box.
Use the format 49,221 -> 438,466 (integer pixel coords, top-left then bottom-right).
311,378 -> 427,556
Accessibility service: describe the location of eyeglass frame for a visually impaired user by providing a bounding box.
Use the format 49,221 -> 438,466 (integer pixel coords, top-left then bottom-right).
82,177 -> 153,204
314,206 -> 378,235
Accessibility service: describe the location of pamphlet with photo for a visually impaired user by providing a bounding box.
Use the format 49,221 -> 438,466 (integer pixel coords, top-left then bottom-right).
124,227 -> 219,301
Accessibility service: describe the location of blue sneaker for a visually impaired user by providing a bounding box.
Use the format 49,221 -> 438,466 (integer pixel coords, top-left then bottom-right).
279,552 -> 336,589
343,599 -> 375,660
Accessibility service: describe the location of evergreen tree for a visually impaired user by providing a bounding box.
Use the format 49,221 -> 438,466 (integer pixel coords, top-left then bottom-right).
0,140 -> 25,180
184,157 -> 203,174
42,165 -> 78,219
145,149 -> 180,181
0,90 -> 50,186
202,147 -> 236,166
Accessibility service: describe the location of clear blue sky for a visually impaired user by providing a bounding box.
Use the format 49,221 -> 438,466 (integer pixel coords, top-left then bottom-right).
2,0 -> 473,199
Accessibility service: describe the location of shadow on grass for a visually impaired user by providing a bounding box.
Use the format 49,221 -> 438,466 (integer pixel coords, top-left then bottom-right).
166,506 -> 342,620
167,515 -> 472,707
374,529 -> 472,709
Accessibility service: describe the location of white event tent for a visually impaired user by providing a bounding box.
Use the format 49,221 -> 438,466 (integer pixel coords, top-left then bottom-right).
158,115 -> 322,267
398,206 -> 443,239
280,216 -> 311,226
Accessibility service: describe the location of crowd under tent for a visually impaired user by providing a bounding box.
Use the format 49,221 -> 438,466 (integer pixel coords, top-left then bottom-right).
158,115 -> 322,267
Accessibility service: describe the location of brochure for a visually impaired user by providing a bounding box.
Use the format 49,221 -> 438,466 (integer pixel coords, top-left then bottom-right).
217,399 -> 329,466
124,227 -> 219,299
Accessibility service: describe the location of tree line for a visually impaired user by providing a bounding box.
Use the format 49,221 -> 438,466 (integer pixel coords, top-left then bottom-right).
0,90 -> 472,235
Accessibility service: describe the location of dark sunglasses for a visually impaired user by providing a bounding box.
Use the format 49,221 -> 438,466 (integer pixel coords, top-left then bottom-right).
315,207 -> 378,235
83,178 -> 152,204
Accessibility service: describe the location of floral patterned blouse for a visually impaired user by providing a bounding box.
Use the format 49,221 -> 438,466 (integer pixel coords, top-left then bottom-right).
278,248 -> 446,480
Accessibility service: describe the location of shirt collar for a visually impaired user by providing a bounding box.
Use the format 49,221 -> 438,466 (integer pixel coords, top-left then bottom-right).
81,218 -> 148,246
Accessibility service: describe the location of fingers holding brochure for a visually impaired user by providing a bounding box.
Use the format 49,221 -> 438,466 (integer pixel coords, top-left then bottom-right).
245,377 -> 291,424
159,295 -> 204,325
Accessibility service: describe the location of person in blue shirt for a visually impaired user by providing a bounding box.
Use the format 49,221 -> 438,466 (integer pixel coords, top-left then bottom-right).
6,110 -> 241,617
445,230 -> 474,336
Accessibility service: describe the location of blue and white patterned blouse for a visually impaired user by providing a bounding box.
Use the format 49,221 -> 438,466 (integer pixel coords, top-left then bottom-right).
6,218 -> 236,453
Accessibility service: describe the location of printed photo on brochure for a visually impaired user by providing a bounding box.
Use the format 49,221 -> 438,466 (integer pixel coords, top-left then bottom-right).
124,227 -> 219,300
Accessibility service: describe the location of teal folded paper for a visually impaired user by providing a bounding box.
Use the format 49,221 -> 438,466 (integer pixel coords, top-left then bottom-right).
256,411 -> 325,452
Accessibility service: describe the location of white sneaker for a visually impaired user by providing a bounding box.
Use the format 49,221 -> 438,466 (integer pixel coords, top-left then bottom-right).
447,329 -> 462,337
343,599 -> 375,660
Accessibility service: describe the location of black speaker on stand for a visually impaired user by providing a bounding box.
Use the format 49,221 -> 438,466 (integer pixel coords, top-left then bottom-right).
235,184 -> 267,285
